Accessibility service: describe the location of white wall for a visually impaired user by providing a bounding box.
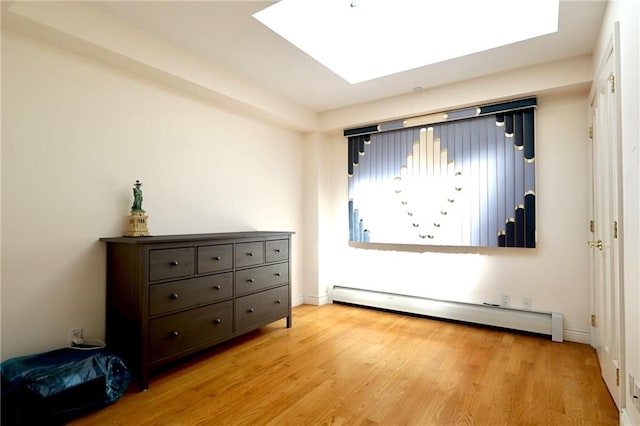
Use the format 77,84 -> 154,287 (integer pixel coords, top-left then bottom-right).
315,58 -> 596,347
318,88 -> 592,342
1,1 -> 317,132
594,0 -> 640,423
1,29 -> 306,360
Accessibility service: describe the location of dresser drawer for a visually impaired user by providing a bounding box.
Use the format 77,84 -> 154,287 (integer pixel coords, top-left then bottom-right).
198,244 -> 233,274
149,247 -> 195,281
235,241 -> 264,268
149,273 -> 233,316
149,300 -> 233,362
235,263 -> 289,296
265,239 -> 289,263
235,286 -> 289,332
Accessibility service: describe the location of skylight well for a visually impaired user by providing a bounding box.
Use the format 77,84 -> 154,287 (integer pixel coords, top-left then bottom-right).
253,0 -> 560,84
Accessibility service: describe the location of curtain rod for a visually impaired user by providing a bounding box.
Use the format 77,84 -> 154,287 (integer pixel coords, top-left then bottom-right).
344,97 -> 537,137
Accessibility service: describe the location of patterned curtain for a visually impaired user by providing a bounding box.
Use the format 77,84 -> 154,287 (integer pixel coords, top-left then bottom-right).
347,98 -> 536,248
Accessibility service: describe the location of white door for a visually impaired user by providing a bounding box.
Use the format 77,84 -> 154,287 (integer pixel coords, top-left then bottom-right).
589,38 -> 623,409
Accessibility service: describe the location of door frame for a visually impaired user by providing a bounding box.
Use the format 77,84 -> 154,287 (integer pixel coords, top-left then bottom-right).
588,22 -> 626,410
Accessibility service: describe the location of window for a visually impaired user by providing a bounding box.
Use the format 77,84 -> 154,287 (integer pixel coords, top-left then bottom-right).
347,98 -> 536,248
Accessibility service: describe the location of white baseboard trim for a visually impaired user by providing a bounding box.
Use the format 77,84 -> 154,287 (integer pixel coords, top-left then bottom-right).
563,328 -> 590,344
620,408 -> 634,426
332,286 -> 564,342
296,296 -> 593,345
301,294 -> 331,306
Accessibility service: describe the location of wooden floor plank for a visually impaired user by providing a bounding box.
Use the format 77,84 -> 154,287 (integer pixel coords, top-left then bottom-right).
70,304 -> 618,425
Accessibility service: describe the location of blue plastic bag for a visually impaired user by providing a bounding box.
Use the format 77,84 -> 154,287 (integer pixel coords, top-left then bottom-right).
1,347 -> 130,425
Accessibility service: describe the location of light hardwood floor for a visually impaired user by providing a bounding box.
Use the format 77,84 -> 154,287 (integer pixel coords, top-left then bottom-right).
71,304 -> 618,425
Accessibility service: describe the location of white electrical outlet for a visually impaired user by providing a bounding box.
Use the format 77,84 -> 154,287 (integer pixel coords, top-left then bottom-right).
70,327 -> 83,345
523,297 -> 532,310
501,294 -> 510,307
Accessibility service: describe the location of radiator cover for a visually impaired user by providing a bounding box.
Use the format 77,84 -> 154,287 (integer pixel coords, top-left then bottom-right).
332,286 -> 563,342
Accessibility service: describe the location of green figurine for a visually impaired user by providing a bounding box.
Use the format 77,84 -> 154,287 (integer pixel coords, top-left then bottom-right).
131,180 -> 145,212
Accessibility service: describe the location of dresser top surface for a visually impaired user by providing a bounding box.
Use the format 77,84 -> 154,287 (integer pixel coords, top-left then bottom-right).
100,231 -> 294,245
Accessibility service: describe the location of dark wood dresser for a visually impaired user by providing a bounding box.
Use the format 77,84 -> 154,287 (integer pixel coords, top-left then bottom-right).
100,231 -> 293,389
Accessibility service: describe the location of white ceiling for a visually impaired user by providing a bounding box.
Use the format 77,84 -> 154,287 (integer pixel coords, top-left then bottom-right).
91,1 -> 608,113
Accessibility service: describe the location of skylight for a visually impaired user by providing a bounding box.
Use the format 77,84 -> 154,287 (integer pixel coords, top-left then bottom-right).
253,0 -> 559,84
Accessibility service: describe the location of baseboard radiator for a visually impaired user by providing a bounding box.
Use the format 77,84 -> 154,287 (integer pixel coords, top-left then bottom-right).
332,286 -> 563,342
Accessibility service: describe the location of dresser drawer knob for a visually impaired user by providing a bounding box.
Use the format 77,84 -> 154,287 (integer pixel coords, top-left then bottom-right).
275,248 -> 281,253
212,285 -> 221,290
213,256 -> 221,261
248,308 -> 255,313
170,292 -> 179,300
247,278 -> 255,283
276,299 -> 282,304
170,260 -> 179,266
171,331 -> 179,337
247,252 -> 254,257
275,272 -> 281,277
213,318 -> 222,324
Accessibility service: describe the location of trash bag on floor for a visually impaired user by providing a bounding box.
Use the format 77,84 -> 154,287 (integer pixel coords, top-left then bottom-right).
1,347 -> 130,425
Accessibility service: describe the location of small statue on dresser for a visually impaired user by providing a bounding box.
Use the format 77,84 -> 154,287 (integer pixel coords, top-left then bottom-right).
131,180 -> 145,212
125,180 -> 150,237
